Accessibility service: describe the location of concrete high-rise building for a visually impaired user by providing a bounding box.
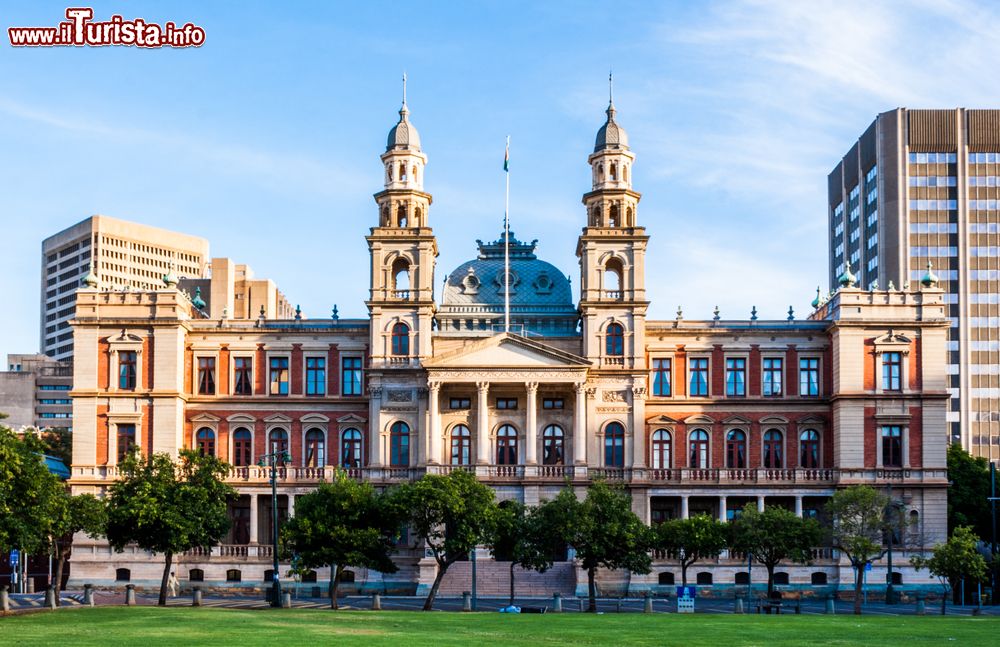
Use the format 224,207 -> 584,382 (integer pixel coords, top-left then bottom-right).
828,108 -> 1000,459
0,353 -> 73,431
178,257 -> 296,321
40,215 -> 210,361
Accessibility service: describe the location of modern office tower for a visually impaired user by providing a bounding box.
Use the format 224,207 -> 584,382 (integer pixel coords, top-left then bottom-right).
40,215 -> 210,360
178,257 -> 296,321
828,108 -> 1000,458
0,353 -> 73,431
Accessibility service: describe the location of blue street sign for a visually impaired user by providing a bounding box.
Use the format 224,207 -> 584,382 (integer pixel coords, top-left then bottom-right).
865,562 -> 872,572
9,549 -> 19,568
676,585 -> 696,598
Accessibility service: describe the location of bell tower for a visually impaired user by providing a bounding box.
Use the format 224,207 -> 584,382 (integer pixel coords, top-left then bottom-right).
367,76 -> 437,366
577,78 -> 649,369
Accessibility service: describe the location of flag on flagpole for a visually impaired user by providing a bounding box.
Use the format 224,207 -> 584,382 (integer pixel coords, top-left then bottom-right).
504,139 -> 509,172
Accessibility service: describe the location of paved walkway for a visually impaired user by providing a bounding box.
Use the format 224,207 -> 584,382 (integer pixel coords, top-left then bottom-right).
4,590 -> 999,616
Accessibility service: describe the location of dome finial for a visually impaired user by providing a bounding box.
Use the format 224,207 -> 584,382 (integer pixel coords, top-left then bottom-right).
837,260 -> 857,288
609,69 -> 614,105
921,260 -> 939,287
192,286 -> 206,310
402,71 -> 407,107
81,261 -> 98,289
811,286 -> 821,309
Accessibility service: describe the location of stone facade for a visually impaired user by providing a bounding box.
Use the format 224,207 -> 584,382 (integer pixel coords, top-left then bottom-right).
68,95 -> 950,597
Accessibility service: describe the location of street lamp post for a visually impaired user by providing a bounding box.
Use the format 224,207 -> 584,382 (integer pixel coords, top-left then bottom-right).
885,476 -> 905,605
259,449 -> 290,608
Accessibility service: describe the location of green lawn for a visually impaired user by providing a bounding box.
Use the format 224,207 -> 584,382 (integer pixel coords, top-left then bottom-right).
0,608 -> 995,646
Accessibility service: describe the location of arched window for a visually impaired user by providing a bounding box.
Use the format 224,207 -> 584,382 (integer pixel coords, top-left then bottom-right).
658,572 -> 675,585
651,429 -> 671,469
811,572 -> 828,585
304,428 -> 325,468
233,428 -> 252,467
269,428 -> 289,462
598,163 -> 604,180
399,162 -> 407,181
196,427 -> 215,456
115,568 -> 131,582
414,206 -> 422,224
689,429 -> 709,468
412,165 -> 418,183
390,421 -> 409,467
609,204 -> 620,227
604,422 -> 625,467
604,258 -> 623,294
799,429 -> 820,468
542,425 -> 564,465
763,429 -> 783,468
397,204 -> 407,227
610,163 -> 618,181
726,430 -> 747,468
391,322 -> 410,356
392,258 -> 410,293
189,568 -> 204,582
450,424 -> 471,466
386,164 -> 393,182
341,429 -> 363,468
623,165 -> 629,183
735,572 -> 750,585
606,323 -> 624,356
626,206 -> 633,224
696,572 -> 713,585
496,424 -> 518,465
226,569 -> 241,582
773,572 -> 789,585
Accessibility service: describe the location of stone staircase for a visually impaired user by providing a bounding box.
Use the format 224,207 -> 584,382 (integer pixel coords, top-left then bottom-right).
438,561 -> 577,597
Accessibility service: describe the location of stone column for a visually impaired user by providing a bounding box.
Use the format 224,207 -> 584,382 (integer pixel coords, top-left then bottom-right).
289,494 -> 297,518
428,382 -> 441,465
719,495 -> 728,522
369,386 -> 384,467
756,495 -> 765,512
525,382 -> 538,465
794,495 -> 803,518
630,385 -> 647,469
249,493 -> 259,545
476,382 -> 491,464
680,495 -> 690,519
573,383 -> 587,465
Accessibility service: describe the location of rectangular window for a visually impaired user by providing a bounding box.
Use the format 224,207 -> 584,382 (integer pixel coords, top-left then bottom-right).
762,358 -> 783,396
269,357 -> 289,396
799,358 -> 820,396
881,425 -> 903,468
118,351 -> 137,390
542,398 -> 564,410
233,357 -> 253,395
689,358 -> 709,396
882,352 -> 902,391
342,357 -> 363,395
496,398 -> 518,410
450,397 -> 471,409
197,357 -> 216,395
306,357 -> 326,396
725,358 -> 746,396
652,358 -> 671,397
117,424 -> 136,461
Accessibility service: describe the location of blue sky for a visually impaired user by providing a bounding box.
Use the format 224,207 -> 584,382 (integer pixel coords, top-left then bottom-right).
2,0 -> 999,360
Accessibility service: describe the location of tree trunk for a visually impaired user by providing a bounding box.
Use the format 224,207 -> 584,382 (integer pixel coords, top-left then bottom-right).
766,564 -> 775,597
330,564 -> 343,610
680,561 -> 688,587
587,567 -> 597,613
158,551 -> 173,607
423,561 -> 448,611
53,546 -> 68,607
509,562 -> 516,607
853,563 -> 863,615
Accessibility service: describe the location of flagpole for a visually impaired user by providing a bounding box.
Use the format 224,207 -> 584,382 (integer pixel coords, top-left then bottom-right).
504,135 -> 510,333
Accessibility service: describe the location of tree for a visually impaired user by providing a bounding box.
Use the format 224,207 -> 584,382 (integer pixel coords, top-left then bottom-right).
50,492 -> 106,604
489,500 -> 560,605
912,526 -> 988,614
825,485 -> 901,615
729,505 -> 822,596
281,471 -> 401,609
946,444 -> 992,540
395,469 -> 497,610
652,514 -> 728,586
0,421 -> 65,557
36,427 -> 72,466
106,449 -> 236,605
545,482 -> 653,612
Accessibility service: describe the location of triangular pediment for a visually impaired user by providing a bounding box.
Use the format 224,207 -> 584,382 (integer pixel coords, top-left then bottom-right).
189,413 -> 221,423
684,414 -> 715,425
336,413 -> 367,424
648,414 -> 679,425
424,333 -> 591,369
722,414 -> 753,425
263,413 -> 293,424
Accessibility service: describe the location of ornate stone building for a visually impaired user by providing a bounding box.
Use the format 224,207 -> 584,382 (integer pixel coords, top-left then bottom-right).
68,94 -> 949,596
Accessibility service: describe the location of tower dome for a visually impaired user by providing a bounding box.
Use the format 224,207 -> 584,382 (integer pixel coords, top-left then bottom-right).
594,100 -> 629,152
386,74 -> 421,152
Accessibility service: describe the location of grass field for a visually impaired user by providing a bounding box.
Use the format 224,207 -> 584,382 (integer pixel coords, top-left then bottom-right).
0,607 -> 996,646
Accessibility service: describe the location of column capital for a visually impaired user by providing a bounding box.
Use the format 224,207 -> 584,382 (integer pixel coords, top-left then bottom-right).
428,381 -> 441,393
525,381 -> 539,393
574,382 -> 587,394
476,381 -> 490,392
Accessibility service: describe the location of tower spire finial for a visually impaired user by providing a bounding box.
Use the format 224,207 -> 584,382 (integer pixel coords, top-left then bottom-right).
609,69 -> 614,104
402,71 -> 407,106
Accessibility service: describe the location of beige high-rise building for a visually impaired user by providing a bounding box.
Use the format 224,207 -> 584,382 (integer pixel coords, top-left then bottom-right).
41,215 -> 210,361
828,109 -> 1000,460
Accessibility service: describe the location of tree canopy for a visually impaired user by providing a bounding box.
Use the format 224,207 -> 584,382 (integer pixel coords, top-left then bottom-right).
652,514 -> 728,586
0,422 -> 65,556
489,500 -> 561,605
106,449 -> 236,605
729,505 -> 821,595
946,444 -> 992,539
544,482 -> 652,612
281,471 -> 401,608
50,492 -> 106,601
396,469 -> 497,610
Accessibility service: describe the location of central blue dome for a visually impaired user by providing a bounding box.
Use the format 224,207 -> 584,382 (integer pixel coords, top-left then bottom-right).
437,231 -> 578,336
